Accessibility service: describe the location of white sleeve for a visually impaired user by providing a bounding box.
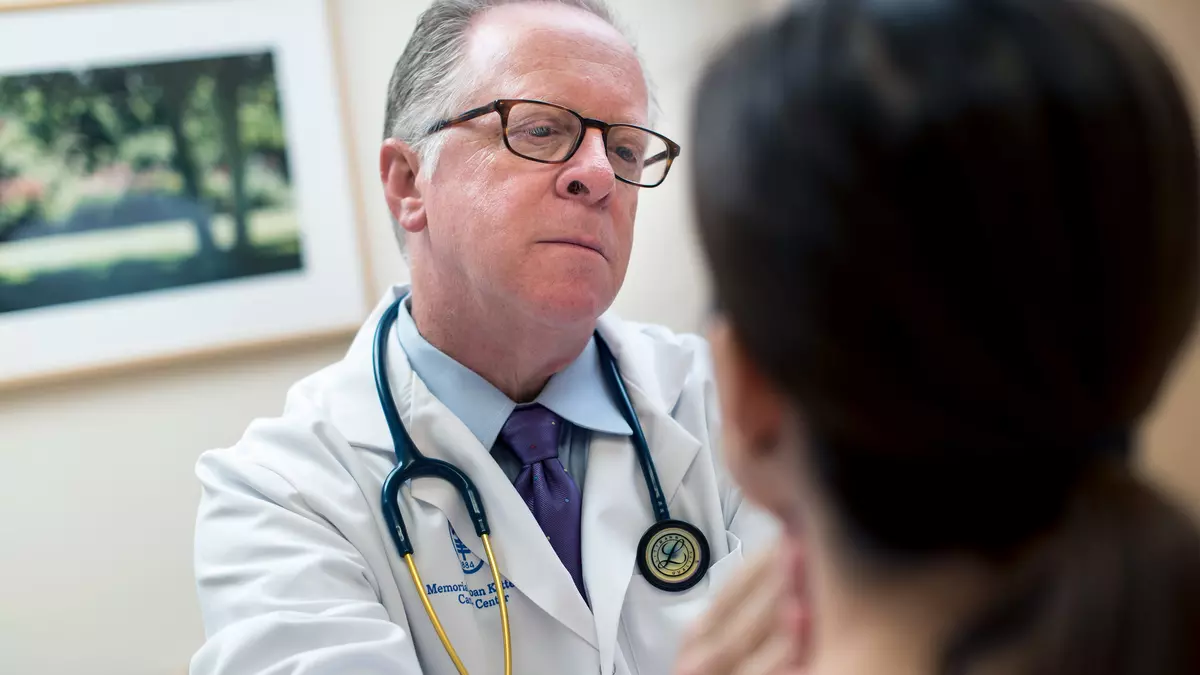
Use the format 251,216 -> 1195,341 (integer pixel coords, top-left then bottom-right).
190,438 -> 423,675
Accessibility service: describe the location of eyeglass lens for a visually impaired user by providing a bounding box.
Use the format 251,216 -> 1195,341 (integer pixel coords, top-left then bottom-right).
503,101 -> 670,186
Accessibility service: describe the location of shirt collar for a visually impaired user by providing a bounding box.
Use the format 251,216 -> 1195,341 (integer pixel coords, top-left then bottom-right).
394,295 -> 632,450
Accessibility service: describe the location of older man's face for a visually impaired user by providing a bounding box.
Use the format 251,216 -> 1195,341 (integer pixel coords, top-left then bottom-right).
416,4 -> 648,327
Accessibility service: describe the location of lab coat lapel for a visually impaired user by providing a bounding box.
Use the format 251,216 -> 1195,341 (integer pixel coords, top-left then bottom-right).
585,317 -> 704,674
594,315 -> 704,507
404,367 -> 599,650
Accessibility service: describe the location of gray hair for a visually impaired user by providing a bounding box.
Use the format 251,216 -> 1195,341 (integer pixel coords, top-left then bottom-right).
383,0 -> 653,179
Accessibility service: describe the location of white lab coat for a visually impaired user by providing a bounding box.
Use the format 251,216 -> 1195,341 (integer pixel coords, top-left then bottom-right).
191,286 -> 777,675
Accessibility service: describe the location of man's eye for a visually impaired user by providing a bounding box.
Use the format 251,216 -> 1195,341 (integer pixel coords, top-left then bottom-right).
613,146 -> 638,163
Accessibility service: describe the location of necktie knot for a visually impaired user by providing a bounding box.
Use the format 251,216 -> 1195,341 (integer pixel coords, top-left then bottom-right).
500,405 -> 563,465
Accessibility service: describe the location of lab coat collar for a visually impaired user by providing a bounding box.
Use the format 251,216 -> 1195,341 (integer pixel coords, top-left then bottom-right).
323,285 -> 705,663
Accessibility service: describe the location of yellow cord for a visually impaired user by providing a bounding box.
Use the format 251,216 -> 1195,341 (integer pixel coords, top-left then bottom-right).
481,534 -> 513,675
404,539 -> 512,675
404,554 -> 469,675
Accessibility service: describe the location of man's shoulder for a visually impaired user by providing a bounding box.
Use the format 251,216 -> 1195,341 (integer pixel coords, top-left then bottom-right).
600,313 -> 712,370
195,353 -> 365,491
616,317 -> 709,350
597,312 -> 717,412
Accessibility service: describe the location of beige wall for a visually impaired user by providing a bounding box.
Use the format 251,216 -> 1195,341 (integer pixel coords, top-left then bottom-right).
1119,0 -> 1200,515
0,1 -> 750,674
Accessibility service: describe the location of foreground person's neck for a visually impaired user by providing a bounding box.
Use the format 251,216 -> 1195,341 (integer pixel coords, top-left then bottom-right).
803,531 -> 999,675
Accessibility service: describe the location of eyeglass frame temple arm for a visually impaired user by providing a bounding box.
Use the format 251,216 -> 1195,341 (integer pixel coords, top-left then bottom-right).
643,144 -> 680,168
427,102 -> 500,134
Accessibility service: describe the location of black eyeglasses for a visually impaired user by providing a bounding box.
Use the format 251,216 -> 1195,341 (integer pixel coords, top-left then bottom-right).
427,98 -> 681,188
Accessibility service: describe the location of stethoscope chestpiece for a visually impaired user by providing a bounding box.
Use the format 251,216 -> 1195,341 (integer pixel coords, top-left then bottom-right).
636,519 -> 711,592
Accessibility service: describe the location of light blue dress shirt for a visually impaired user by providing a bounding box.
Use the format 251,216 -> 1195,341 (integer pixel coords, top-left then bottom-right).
393,297 -> 633,492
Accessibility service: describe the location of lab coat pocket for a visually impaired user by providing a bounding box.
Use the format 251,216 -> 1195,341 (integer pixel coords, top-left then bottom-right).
621,530 -> 744,674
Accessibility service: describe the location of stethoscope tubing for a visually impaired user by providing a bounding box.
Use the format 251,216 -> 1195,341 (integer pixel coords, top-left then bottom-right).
593,333 -> 671,523
375,298 -> 492,557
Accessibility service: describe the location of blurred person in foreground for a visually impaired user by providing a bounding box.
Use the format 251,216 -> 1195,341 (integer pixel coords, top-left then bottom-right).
674,0 -> 1200,673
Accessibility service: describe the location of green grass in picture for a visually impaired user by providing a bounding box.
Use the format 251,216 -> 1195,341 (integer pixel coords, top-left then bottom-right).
0,210 -> 302,312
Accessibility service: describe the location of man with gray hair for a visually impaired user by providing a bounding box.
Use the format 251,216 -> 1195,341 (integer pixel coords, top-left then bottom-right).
189,2 -> 777,673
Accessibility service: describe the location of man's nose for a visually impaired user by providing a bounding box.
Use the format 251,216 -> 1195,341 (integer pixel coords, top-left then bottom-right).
556,128 -> 616,205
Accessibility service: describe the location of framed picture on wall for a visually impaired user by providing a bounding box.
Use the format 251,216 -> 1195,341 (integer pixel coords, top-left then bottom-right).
0,0 -> 370,387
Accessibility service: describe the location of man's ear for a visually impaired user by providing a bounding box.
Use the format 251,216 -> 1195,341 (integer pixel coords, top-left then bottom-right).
380,138 -> 427,234
708,317 -> 786,458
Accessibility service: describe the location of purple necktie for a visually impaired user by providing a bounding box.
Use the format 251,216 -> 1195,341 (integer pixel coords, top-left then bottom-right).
499,405 -> 586,600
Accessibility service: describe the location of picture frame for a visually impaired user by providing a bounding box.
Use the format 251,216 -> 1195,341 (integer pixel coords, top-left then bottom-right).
0,0 -> 372,389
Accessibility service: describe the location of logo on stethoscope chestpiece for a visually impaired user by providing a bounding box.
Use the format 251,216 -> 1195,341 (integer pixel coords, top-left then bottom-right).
637,520 -> 711,592
449,524 -> 486,574
651,532 -> 696,575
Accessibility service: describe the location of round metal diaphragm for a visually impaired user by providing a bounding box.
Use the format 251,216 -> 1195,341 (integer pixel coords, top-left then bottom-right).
636,520 -> 710,592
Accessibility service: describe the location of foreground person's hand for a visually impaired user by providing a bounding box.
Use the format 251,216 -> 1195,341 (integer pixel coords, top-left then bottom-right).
673,540 -> 810,675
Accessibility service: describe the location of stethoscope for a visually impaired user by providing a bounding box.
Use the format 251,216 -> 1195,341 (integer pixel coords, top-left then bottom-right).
373,295 -> 711,675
